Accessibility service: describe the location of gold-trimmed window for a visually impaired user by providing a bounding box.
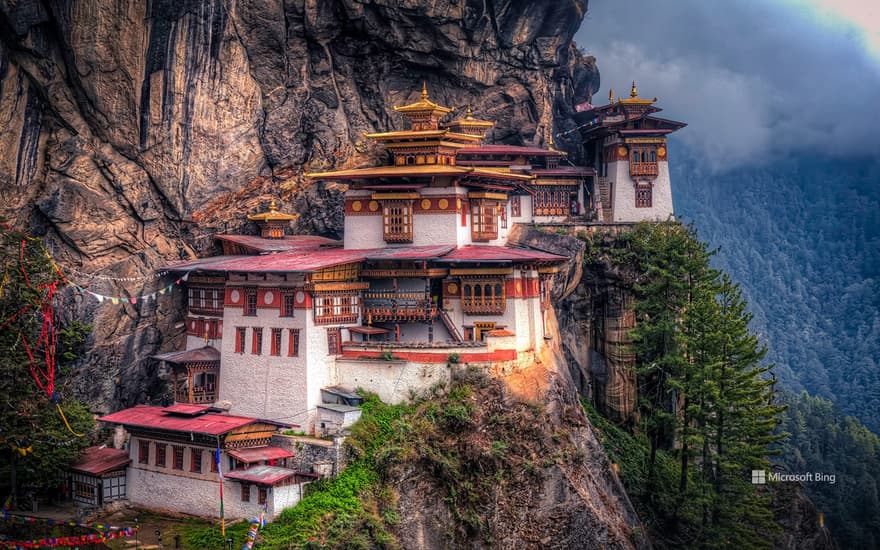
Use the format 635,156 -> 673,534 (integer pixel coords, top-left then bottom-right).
471,200 -> 498,241
382,201 -> 413,243
461,279 -> 506,315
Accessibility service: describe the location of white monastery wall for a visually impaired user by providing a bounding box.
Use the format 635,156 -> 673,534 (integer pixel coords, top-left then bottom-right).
333,359 -> 451,404
609,161 -> 674,222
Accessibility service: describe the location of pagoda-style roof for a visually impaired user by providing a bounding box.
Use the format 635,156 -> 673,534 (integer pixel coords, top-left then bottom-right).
614,81 -> 658,106
393,82 -> 454,116
444,106 -> 495,137
305,164 -> 533,182
247,199 -> 298,222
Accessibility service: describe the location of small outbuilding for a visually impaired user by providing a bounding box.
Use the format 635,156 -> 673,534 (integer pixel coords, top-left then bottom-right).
68,446 -> 131,507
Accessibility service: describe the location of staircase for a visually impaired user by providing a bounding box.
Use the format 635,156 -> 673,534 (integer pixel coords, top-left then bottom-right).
438,309 -> 464,342
597,177 -> 613,222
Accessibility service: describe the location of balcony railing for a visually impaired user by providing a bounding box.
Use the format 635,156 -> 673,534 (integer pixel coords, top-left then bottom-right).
364,305 -> 437,323
175,387 -> 216,404
461,297 -> 506,315
629,162 -> 658,177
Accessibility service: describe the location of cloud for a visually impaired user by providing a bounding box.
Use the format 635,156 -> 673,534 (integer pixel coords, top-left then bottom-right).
575,0 -> 880,171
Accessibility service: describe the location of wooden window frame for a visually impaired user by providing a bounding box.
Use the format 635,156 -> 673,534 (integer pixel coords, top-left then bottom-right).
510,195 -> 521,217
271,328 -> 282,356
635,184 -> 653,208
156,444 -> 166,468
190,449 -> 202,474
138,440 -> 150,465
471,200 -> 498,241
235,327 -> 246,354
241,484 -> 250,502
382,200 -> 414,243
314,293 -> 360,325
172,446 -> 184,470
327,328 -> 341,355
288,329 -> 300,357
252,327 -> 263,355
258,487 -> 268,505
244,289 -> 257,317
461,279 -> 506,315
281,293 -> 295,317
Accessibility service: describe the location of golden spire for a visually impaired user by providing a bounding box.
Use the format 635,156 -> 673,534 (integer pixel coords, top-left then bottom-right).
465,105 -> 474,119
269,199 -> 278,211
548,133 -> 557,151
608,88 -> 614,102
421,81 -> 429,100
630,81 -> 638,98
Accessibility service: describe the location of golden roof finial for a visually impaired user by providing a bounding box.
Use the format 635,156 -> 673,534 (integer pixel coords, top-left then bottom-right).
548,133 -> 556,151
609,88 -> 614,102
421,81 -> 429,100
631,81 -> 638,98
269,199 -> 278,211
465,105 -> 474,119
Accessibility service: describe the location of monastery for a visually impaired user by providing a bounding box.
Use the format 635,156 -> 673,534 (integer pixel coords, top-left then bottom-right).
93,83 -> 684,520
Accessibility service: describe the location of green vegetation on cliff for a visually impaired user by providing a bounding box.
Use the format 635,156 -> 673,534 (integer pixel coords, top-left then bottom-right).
603,221 -> 786,549
775,391 -> 880,549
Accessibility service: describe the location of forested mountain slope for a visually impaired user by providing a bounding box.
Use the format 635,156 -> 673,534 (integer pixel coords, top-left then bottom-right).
672,147 -> 880,432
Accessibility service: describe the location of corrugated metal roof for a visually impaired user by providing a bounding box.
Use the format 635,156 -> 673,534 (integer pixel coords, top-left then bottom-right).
215,235 -> 340,253
69,447 -> 131,476
99,405 -> 290,435
227,446 -> 294,464
224,465 -> 299,486
436,246 -> 568,263
161,403 -> 215,416
151,346 -> 220,364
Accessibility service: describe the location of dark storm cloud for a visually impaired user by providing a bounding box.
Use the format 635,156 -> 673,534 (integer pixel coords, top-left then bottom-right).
574,0 -> 880,170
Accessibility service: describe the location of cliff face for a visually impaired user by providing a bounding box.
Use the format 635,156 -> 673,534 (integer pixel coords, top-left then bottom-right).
0,0 -> 598,410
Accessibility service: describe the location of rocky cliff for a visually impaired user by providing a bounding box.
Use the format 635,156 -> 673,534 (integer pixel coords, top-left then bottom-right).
0,0 -> 598,410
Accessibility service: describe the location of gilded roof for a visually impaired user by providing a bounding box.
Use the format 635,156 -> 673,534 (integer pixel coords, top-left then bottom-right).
247,199 -> 299,222
393,82 -> 454,115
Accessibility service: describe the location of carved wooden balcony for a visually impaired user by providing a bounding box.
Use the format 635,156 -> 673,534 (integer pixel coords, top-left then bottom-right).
629,162 -> 659,178
461,298 -> 506,315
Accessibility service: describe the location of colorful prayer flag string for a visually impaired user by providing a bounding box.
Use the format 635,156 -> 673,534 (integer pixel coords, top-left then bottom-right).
67,273 -> 188,304
553,116 -> 600,139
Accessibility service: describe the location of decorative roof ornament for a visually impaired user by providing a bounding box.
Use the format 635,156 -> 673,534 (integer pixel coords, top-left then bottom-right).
616,80 -> 658,105
392,83 -> 454,115
609,88 -> 614,102
247,199 -> 299,222
444,104 -> 494,137
631,80 -> 638,98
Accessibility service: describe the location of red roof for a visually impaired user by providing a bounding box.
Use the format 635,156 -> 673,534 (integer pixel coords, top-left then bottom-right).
162,403 -> 215,415
166,245 -> 457,274
458,145 -> 562,157
215,235 -> 340,254
227,446 -> 294,464
70,447 -> 130,476
152,346 -> 220,364
437,245 -> 568,264
224,465 -> 300,486
529,167 -> 596,177
99,405 -> 290,435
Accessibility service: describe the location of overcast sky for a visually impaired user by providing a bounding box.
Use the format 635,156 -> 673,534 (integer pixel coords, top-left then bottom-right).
575,0 -> 880,171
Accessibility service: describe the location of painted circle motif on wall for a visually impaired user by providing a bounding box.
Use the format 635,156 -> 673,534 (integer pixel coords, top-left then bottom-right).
352,201 -> 362,212
264,291 -> 274,304
657,146 -> 667,158
447,283 -> 459,294
421,198 -> 432,210
617,146 -> 628,159
456,198 -> 462,209
438,198 -> 449,209
295,291 -> 305,304
230,290 -> 240,303
368,200 -> 379,212
515,281 -> 522,294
